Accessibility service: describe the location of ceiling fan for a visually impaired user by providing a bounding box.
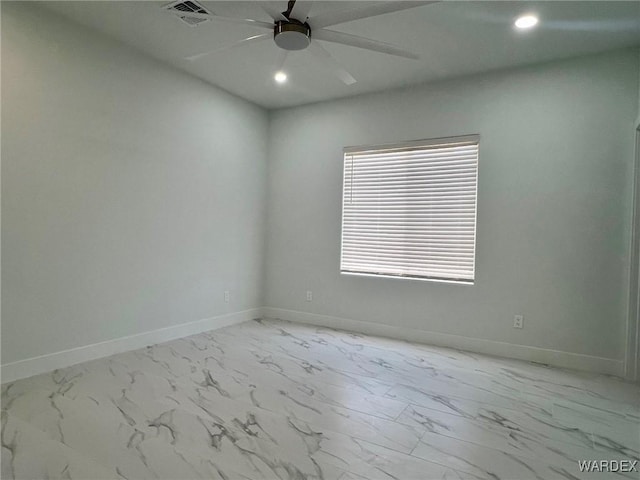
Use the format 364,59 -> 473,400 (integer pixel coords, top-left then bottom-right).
171,1 -> 436,85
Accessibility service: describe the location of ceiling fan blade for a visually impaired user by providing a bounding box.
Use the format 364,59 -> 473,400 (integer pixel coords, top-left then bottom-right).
308,42 -> 356,85
274,50 -> 289,72
184,34 -> 270,61
289,0 -> 313,21
261,3 -> 289,21
310,1 -> 436,29
171,11 -> 274,30
313,29 -> 419,59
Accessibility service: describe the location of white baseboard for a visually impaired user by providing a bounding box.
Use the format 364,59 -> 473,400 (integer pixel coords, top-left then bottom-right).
1,308 -> 262,384
263,307 -> 624,377
2,306 -> 624,383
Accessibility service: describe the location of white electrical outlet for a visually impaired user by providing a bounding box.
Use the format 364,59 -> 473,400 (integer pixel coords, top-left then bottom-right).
513,314 -> 524,329
306,290 -> 313,302
224,290 -> 230,303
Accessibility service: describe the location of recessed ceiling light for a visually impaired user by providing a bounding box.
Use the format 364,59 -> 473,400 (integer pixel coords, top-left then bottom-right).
514,14 -> 539,30
274,71 -> 287,84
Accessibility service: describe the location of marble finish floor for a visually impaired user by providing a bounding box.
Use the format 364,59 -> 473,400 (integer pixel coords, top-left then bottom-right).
2,318 -> 639,480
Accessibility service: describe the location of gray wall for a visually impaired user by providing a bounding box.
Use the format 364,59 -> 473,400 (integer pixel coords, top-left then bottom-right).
265,49 -> 639,361
1,3 -> 269,364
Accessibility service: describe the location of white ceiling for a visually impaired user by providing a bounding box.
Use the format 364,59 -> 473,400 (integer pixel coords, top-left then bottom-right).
41,1 -> 640,109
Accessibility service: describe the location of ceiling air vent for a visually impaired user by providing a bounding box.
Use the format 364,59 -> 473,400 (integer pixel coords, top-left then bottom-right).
164,0 -> 211,27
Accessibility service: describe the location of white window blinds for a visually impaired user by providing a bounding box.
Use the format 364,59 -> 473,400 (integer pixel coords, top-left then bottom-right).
341,135 -> 479,283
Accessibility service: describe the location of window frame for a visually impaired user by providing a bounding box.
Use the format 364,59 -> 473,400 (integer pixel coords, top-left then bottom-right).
340,134 -> 480,285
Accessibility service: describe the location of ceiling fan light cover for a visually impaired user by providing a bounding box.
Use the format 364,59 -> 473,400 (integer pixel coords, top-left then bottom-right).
274,21 -> 311,50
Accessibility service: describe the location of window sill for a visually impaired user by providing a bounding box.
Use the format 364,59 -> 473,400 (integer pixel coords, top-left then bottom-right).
340,271 -> 474,285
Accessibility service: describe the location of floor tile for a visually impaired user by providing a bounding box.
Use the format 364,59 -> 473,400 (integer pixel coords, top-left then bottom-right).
2,317 -> 639,480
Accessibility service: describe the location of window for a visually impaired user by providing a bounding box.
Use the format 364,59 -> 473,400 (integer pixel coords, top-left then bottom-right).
340,135 -> 479,283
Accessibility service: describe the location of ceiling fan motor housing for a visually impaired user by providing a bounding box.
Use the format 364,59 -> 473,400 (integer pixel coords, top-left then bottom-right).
274,20 -> 311,51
